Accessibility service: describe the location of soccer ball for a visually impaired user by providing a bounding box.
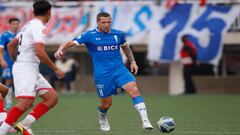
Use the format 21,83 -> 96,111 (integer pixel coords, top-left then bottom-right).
157,116 -> 175,133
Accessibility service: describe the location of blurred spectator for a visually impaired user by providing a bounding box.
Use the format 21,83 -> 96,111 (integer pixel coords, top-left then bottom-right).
52,55 -> 79,93
180,35 -> 199,94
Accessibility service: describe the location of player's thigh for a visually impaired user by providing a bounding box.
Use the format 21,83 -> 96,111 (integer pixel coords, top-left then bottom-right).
13,65 -> 38,98
116,71 -> 140,97
36,73 -> 56,97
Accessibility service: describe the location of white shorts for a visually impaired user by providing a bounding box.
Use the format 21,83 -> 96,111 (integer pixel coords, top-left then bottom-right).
13,62 -> 54,99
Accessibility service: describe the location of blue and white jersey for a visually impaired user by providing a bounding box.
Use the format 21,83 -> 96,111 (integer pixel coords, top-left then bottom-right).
73,28 -> 127,78
0,31 -> 16,67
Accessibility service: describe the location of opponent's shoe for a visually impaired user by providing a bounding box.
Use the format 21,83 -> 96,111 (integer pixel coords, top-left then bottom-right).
15,123 -> 34,135
142,120 -> 153,130
98,111 -> 110,131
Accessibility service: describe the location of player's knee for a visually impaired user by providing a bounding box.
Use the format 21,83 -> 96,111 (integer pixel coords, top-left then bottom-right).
126,86 -> 141,97
130,90 -> 141,98
51,95 -> 58,107
0,84 -> 9,98
46,93 -> 58,108
100,103 -> 112,110
40,90 -> 58,108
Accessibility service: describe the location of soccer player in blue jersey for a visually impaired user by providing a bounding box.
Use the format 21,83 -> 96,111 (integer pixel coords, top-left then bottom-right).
0,18 -> 20,109
55,12 -> 153,131
0,31 -> 10,125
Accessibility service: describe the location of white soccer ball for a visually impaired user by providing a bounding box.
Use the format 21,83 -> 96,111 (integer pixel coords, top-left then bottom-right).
157,116 -> 176,133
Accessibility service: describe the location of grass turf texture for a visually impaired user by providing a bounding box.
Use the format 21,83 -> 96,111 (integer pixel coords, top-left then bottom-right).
16,93 -> 240,135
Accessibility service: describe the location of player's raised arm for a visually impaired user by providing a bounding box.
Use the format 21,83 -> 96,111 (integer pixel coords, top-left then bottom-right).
7,37 -> 19,62
121,44 -> 138,75
54,41 -> 76,59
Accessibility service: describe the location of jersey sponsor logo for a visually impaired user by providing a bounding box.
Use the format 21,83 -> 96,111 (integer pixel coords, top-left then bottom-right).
97,45 -> 118,51
96,37 -> 101,40
97,46 -> 102,51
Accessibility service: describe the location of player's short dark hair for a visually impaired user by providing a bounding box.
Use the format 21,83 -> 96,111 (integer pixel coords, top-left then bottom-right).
8,18 -> 20,24
33,0 -> 52,16
96,12 -> 111,21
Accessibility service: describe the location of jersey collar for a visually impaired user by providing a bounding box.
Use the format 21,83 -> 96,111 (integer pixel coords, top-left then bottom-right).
96,27 -> 112,34
7,30 -> 15,35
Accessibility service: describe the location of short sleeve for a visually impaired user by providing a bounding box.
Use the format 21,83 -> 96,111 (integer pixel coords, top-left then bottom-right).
32,24 -> 46,44
15,32 -> 21,40
120,32 -> 127,46
72,32 -> 88,46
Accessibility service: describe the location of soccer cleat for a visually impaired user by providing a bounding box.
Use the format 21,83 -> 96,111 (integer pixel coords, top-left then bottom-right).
15,123 -> 34,135
142,120 -> 153,130
98,111 -> 110,131
0,121 -> 17,133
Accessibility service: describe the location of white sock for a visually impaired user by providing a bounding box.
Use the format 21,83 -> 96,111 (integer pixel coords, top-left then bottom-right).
0,112 -> 7,122
134,102 -> 150,122
5,87 -> 13,105
0,122 -> 12,135
20,115 -> 36,128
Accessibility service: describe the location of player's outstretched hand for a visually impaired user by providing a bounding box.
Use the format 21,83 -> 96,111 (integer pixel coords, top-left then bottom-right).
54,50 -> 64,59
54,68 -> 65,79
130,61 -> 138,75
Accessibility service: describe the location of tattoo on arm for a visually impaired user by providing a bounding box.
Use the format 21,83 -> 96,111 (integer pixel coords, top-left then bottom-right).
121,45 -> 136,63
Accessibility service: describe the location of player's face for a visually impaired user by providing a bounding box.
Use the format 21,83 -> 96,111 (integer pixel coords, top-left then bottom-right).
97,16 -> 111,33
9,21 -> 20,33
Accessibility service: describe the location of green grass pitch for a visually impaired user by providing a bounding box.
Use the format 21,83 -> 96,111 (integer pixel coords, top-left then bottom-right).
18,93 -> 240,135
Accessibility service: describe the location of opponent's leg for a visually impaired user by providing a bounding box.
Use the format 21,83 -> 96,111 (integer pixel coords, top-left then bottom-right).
98,96 -> 112,131
0,98 -> 34,135
5,79 -> 14,110
17,89 -> 57,135
123,82 -> 153,130
0,84 -> 8,123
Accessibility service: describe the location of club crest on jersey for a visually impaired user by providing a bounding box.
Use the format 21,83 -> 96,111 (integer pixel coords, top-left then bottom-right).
97,45 -> 118,51
114,35 -> 118,44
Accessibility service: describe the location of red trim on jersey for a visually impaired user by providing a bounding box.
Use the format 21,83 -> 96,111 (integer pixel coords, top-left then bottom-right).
36,88 -> 54,93
16,96 -> 35,99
